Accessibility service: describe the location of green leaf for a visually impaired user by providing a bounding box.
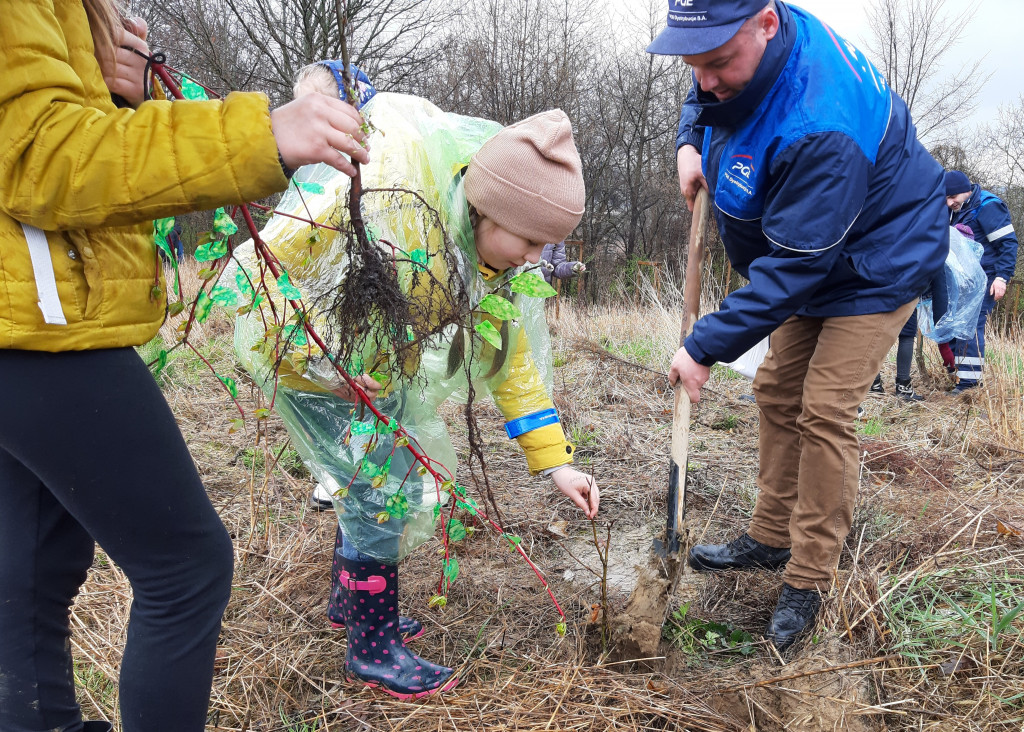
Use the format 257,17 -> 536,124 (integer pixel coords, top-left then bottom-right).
456,498 -> 479,516
153,217 -> 175,237
474,320 -> 502,349
502,532 -> 522,551
433,503 -> 441,520
509,271 -> 558,298
218,375 -> 238,399
478,294 -> 522,320
212,208 -> 238,239
386,492 -> 409,519
281,323 -> 307,347
179,75 -> 209,101
195,290 -> 213,323
350,420 -> 376,435
376,511 -> 391,524
228,418 -> 244,434
151,349 -> 168,377
375,418 -> 398,435
210,284 -> 237,308
167,301 -> 185,317
556,622 -> 567,637
409,248 -> 429,270
443,554 -> 459,585
277,271 -> 302,300
445,518 -> 467,542
235,267 -> 255,298
254,408 -> 270,419
295,181 -> 325,195
195,239 -> 227,262
153,217 -> 175,260
428,594 -> 447,609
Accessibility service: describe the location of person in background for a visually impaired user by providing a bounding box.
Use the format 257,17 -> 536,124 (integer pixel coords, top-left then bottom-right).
945,170 -> 1019,393
0,3 -> 369,731
652,0 -> 948,651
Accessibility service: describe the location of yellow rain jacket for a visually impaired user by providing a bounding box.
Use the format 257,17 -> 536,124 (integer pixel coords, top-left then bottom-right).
0,0 -> 288,351
231,94 -> 575,561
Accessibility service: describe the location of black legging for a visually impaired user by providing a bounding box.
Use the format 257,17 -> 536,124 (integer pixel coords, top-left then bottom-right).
0,348 -> 234,732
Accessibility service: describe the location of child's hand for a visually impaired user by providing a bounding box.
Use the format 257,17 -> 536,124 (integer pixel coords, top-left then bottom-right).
99,18 -> 150,108
551,468 -> 599,519
330,373 -> 381,402
271,94 -> 370,177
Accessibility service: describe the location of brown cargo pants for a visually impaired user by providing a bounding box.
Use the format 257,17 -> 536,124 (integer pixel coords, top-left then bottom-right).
748,299 -> 917,591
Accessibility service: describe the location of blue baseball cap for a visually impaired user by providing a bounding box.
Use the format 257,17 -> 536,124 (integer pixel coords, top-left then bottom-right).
647,0 -> 770,56
317,61 -> 377,109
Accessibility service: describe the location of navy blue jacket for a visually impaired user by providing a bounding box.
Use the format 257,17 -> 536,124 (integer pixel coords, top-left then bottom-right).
676,2 -> 948,366
950,184 -> 1018,282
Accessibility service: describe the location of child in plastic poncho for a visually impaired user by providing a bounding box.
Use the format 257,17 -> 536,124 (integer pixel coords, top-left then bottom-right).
230,89 -> 599,700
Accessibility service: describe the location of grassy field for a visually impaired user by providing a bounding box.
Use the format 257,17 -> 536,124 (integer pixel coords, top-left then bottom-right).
73,270 -> 1024,731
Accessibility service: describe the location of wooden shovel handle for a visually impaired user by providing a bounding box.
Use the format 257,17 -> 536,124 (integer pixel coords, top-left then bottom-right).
681,188 -> 710,345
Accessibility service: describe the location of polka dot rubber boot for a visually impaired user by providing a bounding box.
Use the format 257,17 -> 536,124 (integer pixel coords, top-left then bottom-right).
327,529 -> 423,640
336,556 -> 459,699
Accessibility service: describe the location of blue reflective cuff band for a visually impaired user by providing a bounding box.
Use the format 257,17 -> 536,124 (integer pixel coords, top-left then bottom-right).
504,408 -> 560,439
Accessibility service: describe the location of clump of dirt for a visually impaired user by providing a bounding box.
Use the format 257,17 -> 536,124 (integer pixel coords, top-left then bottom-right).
611,564 -> 672,661
709,639 -> 884,731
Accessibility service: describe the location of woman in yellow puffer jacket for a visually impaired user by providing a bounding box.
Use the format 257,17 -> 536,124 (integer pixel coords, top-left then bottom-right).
0,3 -> 372,732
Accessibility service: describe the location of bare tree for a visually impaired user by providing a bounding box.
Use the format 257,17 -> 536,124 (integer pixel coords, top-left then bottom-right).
865,0 -> 988,144
147,0 -> 458,103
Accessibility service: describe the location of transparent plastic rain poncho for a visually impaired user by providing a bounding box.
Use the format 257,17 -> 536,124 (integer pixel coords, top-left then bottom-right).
917,225 -> 986,343
228,93 -> 556,563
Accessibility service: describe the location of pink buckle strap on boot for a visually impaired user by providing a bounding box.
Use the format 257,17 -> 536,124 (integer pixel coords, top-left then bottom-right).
338,570 -> 386,595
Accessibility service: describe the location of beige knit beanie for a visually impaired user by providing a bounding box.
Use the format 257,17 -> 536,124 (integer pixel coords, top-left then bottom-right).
464,109 -> 585,245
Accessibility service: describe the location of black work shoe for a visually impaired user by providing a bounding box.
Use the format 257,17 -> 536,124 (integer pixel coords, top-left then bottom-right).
894,377 -> 924,402
688,533 -> 791,572
869,374 -> 885,394
766,584 -> 821,652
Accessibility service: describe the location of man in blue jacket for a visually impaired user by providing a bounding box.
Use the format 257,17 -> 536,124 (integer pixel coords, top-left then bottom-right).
944,170 -> 1019,392
650,0 -> 948,650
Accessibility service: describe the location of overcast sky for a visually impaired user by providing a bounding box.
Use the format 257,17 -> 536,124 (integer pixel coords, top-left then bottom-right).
789,0 -> 1023,132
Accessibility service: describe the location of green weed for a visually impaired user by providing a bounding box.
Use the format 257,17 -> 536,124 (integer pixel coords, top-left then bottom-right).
74,661 -> 117,710
663,602 -> 756,663
881,563 -> 1024,671
240,444 -> 310,479
858,417 -> 886,436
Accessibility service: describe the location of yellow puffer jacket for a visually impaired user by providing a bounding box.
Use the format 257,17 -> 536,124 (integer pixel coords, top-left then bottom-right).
0,0 -> 288,351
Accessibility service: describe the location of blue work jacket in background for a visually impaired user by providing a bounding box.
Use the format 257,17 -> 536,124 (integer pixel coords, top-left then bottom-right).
950,184 -> 1019,283
676,2 -> 948,366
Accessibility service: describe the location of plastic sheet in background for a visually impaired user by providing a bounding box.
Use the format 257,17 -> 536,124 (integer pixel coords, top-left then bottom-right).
918,226 -> 986,344
226,93 -> 557,562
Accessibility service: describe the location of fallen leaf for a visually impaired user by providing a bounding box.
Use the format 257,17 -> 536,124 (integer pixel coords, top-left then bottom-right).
547,520 -> 569,538
996,520 -> 1022,537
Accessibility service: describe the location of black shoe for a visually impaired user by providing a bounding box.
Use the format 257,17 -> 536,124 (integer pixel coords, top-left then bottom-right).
894,377 -> 924,402
869,374 -> 885,394
952,382 -> 978,394
688,533 -> 791,572
766,584 -> 821,652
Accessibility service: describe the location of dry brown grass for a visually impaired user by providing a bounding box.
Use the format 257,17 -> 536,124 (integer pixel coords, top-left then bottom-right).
71,283 -> 1024,731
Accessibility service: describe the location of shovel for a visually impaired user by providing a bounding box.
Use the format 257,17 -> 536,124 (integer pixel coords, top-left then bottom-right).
653,187 -> 709,558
